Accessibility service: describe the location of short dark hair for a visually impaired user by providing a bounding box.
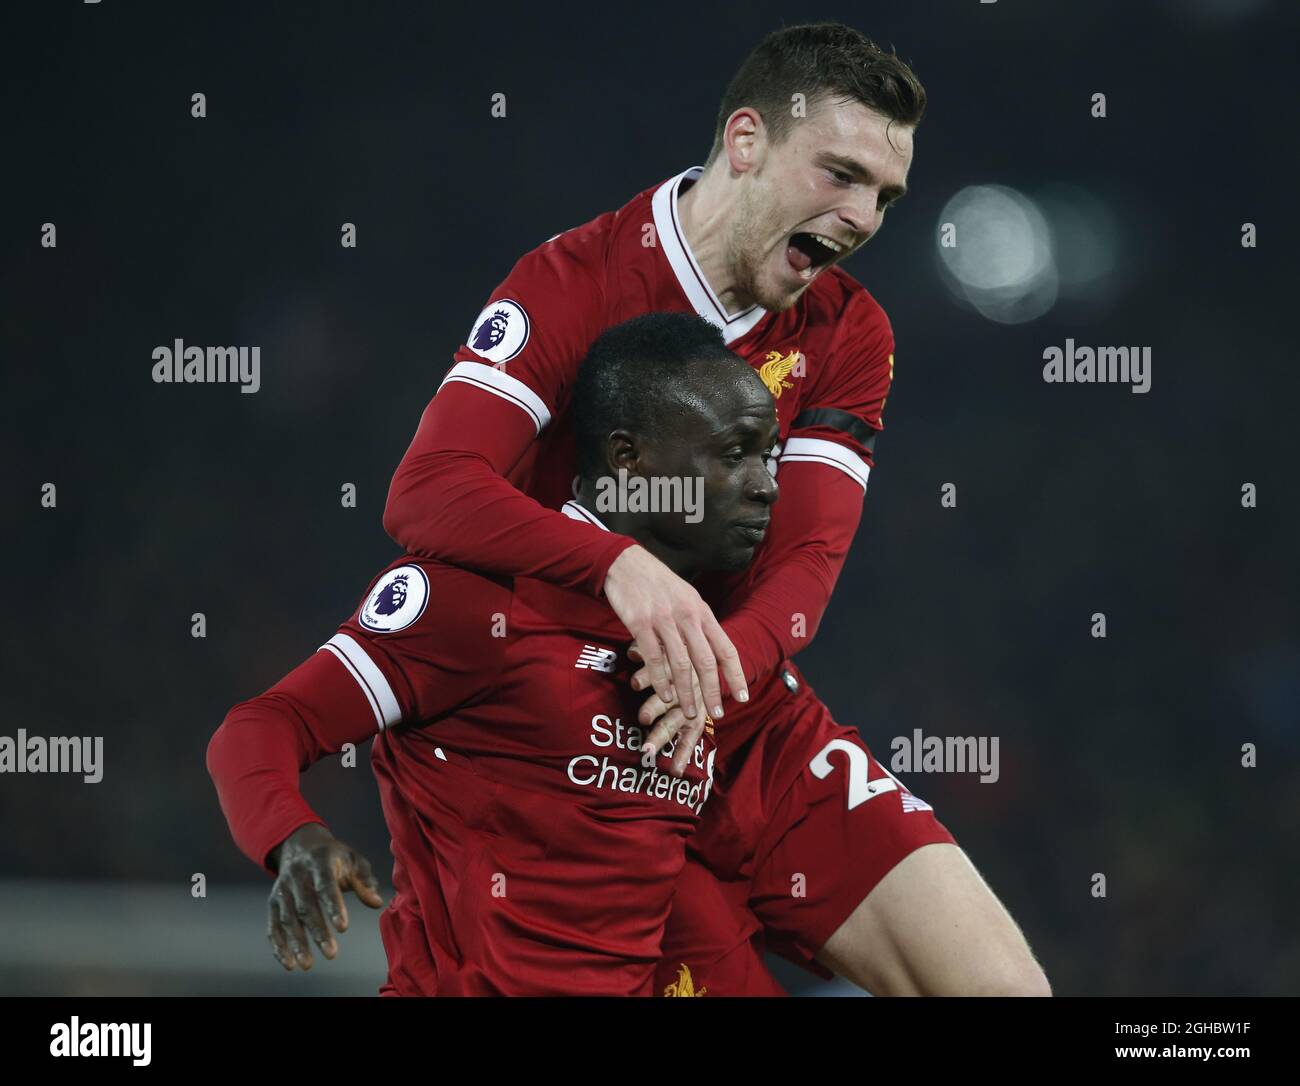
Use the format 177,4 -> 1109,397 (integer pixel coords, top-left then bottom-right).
572,313 -> 742,480
706,22 -> 926,165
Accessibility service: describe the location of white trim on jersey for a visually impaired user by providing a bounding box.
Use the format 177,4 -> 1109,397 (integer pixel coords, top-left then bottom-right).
900,791 -> 934,813
438,360 -> 552,434
652,167 -> 768,345
779,436 -> 871,492
319,633 -> 403,731
561,499 -> 610,531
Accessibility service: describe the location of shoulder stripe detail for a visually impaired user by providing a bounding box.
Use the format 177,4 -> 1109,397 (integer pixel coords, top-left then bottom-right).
320,633 -> 402,731
779,437 -> 870,492
438,360 -> 552,434
790,407 -> 878,453
320,641 -> 383,731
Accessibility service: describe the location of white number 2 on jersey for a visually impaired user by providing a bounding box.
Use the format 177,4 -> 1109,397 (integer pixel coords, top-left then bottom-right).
810,739 -> 898,810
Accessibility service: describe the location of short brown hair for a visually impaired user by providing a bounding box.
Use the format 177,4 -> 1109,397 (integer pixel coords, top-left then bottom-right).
706,23 -> 926,165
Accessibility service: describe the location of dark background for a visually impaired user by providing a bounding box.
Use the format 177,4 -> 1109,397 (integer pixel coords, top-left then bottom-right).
3,0 -> 1296,995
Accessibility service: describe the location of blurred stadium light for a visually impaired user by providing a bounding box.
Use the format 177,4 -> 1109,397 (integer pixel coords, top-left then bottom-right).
937,182 -> 1125,322
1035,184 -> 1121,303
937,184 -> 1058,324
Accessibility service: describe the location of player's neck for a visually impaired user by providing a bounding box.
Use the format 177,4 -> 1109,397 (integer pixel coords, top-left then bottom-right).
676,166 -> 754,318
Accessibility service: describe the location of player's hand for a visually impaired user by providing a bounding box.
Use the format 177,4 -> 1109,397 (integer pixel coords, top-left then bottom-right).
631,643 -> 709,776
266,823 -> 384,972
602,544 -> 748,724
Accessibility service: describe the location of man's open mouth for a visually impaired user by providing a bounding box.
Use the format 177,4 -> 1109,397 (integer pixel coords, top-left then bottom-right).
786,232 -> 844,280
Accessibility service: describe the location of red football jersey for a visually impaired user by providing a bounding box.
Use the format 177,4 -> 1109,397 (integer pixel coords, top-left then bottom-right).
385,166 -> 895,753
327,501 -> 716,995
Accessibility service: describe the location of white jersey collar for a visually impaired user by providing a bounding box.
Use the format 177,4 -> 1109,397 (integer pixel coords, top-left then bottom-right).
651,166 -> 768,345
562,500 -> 610,531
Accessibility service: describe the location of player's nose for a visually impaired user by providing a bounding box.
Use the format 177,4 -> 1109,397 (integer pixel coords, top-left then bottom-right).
838,196 -> 878,245
746,464 -> 778,505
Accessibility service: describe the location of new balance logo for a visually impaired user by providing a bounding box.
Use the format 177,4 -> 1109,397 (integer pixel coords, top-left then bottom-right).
574,645 -> 617,672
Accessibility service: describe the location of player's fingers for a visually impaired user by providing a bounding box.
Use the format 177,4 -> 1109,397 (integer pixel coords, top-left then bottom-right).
628,623 -> 675,707
627,643 -> 644,665
655,621 -> 697,720
637,689 -> 671,728
680,621 -> 723,720
311,863 -> 348,940
643,706 -> 686,763
670,713 -> 706,776
629,663 -> 652,692
274,884 -> 312,969
287,871 -> 333,963
701,611 -> 748,706
668,669 -> 708,773
267,889 -> 295,971
348,852 -> 384,909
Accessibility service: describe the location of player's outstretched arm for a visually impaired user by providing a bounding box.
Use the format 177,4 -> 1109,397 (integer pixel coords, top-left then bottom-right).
207,648 -> 383,876
383,387 -> 635,597
266,823 -> 382,972
710,302 -> 891,683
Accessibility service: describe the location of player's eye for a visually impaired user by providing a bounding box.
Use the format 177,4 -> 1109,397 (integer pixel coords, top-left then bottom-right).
826,168 -> 852,186
723,449 -> 746,465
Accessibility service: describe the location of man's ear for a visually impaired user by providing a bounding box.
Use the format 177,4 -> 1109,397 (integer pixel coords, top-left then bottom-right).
605,429 -> 641,477
724,108 -> 764,175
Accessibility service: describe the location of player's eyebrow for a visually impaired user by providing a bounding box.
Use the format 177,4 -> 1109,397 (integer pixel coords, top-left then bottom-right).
712,417 -> 771,441
818,151 -> 907,204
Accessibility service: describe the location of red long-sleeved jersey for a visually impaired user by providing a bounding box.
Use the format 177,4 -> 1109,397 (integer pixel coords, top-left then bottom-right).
383,167 -> 894,753
207,503 -> 718,995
